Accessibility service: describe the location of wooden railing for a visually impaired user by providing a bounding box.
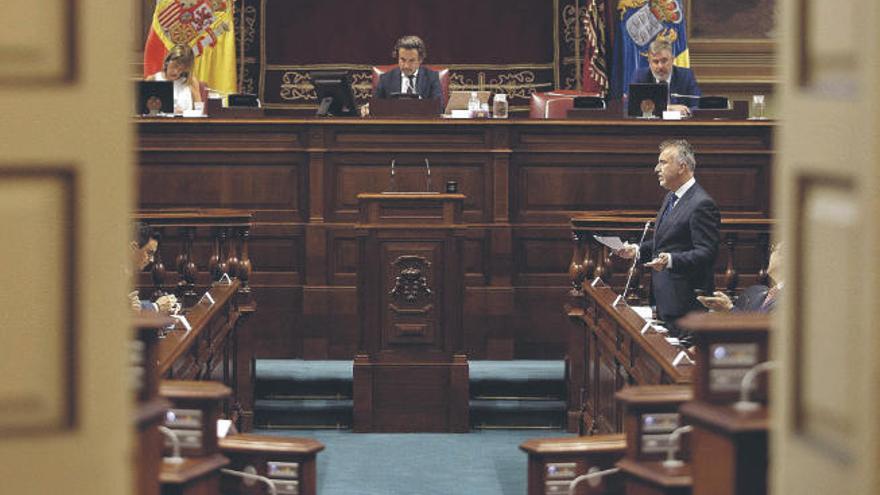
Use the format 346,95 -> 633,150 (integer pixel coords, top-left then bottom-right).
135,209 -> 258,430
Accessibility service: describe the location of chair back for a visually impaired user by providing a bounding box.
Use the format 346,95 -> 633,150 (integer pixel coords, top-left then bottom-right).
371,64 -> 450,108
529,90 -> 601,119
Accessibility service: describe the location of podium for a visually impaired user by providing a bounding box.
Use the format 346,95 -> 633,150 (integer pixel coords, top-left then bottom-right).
353,193 -> 469,432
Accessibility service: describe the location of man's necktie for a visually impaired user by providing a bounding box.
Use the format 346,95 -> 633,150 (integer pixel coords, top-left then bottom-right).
406,75 -> 416,94
659,193 -> 677,226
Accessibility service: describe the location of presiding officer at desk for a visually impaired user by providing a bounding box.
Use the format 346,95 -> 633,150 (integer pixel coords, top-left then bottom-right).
632,39 -> 701,116
375,35 -> 442,101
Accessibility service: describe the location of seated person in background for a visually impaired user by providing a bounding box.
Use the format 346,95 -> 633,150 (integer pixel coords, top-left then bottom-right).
698,242 -> 784,312
146,44 -> 203,114
631,39 -> 701,116
129,222 -> 177,313
375,35 -> 442,101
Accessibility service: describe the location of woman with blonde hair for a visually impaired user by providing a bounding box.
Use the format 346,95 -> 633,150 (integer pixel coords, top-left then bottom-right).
146,44 -> 203,113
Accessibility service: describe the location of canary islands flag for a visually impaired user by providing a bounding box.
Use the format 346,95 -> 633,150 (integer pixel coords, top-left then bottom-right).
610,0 -> 690,98
143,0 -> 237,95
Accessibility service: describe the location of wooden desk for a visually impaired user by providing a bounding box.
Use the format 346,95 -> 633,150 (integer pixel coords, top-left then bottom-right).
138,117 -> 773,364
156,282 -> 252,428
680,402 -> 768,495
520,434 -> 626,495
566,278 -> 693,434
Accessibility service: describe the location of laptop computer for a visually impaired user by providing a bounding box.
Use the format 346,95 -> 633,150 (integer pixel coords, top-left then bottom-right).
444,90 -> 491,114
627,83 -> 668,118
137,80 -> 173,116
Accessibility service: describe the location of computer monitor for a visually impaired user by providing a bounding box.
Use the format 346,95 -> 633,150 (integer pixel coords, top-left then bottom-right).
309,70 -> 358,116
137,81 -> 173,116
627,83 -> 668,118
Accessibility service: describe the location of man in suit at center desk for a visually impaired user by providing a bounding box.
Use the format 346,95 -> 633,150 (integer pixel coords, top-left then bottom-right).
631,39 -> 701,115
375,35 -> 442,102
617,139 -> 721,336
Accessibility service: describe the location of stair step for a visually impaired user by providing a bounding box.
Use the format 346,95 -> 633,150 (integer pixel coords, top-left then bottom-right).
469,399 -> 567,412
469,360 -> 565,399
253,398 -> 353,429
255,398 -> 353,411
469,360 -> 565,382
255,359 -> 353,398
255,359 -> 352,382
469,398 -> 566,429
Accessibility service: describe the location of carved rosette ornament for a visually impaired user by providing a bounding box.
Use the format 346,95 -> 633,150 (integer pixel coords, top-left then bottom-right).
389,256 -> 433,304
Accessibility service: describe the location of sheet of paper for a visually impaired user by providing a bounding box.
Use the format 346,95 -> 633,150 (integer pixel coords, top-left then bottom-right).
631,305 -> 653,320
593,235 -> 626,251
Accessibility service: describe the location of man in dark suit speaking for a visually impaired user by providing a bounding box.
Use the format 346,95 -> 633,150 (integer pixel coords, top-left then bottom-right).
375,35 -> 442,102
631,39 -> 701,115
617,139 -> 720,334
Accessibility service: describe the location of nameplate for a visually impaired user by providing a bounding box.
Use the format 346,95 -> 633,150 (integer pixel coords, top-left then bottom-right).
640,322 -> 652,335
218,273 -> 232,285
672,350 -> 695,367
200,292 -> 215,306
171,315 -> 192,332
662,110 -> 683,120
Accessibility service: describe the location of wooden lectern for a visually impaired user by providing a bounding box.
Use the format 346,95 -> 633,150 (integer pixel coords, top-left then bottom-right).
353,192 -> 469,432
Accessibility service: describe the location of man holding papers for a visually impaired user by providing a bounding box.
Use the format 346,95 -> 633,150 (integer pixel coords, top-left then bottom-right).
616,139 -> 720,334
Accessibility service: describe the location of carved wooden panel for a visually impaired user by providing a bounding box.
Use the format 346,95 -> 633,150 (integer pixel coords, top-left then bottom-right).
382,244 -> 443,351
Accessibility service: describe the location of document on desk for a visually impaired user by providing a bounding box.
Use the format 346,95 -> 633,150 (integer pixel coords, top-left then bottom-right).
593,235 -> 626,251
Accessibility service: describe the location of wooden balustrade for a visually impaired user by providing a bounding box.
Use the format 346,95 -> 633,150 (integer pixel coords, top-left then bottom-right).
135,209 -> 258,430
134,209 -> 254,306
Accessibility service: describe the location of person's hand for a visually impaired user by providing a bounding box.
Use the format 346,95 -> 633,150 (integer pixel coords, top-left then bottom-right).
615,242 -> 638,259
668,104 -> 691,116
359,103 -> 370,117
697,291 -> 733,312
156,294 -> 178,313
645,252 -> 670,271
128,290 -> 141,312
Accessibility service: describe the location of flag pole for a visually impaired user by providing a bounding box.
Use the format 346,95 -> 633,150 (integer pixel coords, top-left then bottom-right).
238,0 -> 245,93
575,0 -> 582,90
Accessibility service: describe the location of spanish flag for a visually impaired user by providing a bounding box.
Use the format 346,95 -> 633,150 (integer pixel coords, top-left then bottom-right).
143,0 -> 237,95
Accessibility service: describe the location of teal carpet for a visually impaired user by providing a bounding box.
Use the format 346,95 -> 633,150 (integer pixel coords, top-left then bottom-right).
255,429 -> 572,495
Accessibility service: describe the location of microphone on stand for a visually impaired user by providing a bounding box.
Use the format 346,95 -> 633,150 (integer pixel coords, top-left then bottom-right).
386,159 -> 397,192
425,158 -> 432,192
615,221 -> 652,307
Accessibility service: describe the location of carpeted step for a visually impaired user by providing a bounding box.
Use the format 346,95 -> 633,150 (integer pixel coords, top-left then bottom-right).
469,398 -> 567,429
254,359 -> 354,430
468,360 -> 566,430
255,359 -> 353,398
469,360 -> 565,400
254,398 -> 353,429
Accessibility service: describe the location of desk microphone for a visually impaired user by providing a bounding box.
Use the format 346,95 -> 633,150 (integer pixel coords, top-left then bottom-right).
618,221 -> 652,306
387,159 -> 397,192
425,158 -> 432,192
